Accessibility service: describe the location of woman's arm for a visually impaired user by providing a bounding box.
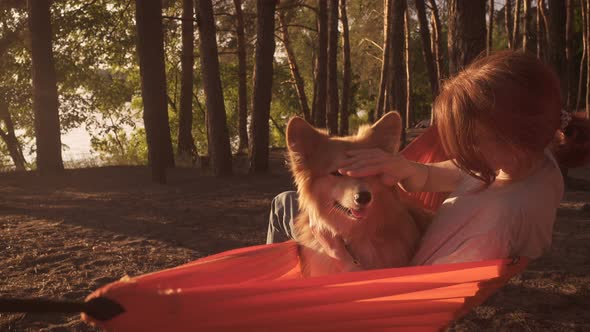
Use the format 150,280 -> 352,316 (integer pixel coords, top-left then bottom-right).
337,149 -> 465,193
400,160 -> 465,193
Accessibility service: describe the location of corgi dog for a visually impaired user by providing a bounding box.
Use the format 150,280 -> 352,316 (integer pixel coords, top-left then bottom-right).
286,112 -> 432,277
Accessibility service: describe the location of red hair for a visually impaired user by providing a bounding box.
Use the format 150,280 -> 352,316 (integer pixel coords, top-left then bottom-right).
434,51 -> 561,184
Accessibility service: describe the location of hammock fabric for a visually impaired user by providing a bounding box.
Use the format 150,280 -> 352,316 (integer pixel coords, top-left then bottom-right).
83,127 -> 529,331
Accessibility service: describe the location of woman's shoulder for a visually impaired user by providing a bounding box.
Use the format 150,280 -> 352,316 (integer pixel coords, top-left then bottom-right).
524,151 -> 564,203
494,152 -> 563,206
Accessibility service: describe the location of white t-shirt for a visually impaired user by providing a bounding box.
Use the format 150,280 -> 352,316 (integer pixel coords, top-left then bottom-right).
411,150 -> 564,266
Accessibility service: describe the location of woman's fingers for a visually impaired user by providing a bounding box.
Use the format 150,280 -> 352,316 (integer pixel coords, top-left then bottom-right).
335,157 -> 363,169
339,158 -> 404,183
334,149 -> 408,183
339,158 -> 389,174
341,164 -> 391,177
336,154 -> 393,170
345,148 -> 387,157
336,151 -> 382,165
381,173 -> 398,186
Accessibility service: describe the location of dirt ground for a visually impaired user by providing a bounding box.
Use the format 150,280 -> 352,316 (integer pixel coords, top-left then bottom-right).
1,150 -> 589,331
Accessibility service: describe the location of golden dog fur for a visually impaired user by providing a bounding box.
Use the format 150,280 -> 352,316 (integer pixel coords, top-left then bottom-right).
286,112 -> 432,277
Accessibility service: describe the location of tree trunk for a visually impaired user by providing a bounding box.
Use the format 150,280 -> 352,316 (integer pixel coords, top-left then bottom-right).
374,0 -> 392,122
0,100 -> 26,171
326,0 -> 339,135
487,0 -> 494,55
339,0 -> 351,135
415,0 -> 439,99
522,0 -> 532,52
404,7 -> 412,129
196,0 -> 233,175
505,0 -> 513,49
576,0 -> 587,113
234,0 -> 249,153
314,0 -> 328,128
387,0 -> 407,144
586,0 -> 590,116
538,0 -> 550,60
27,0 -> 63,174
536,0 -> 545,59
249,0 -> 277,173
135,0 -> 175,183
448,0 -> 486,75
177,0 -> 198,164
278,12 -> 311,122
512,0 -> 521,49
565,0 -> 575,112
548,0 -> 567,107
428,0 -> 445,81
311,56 -> 319,125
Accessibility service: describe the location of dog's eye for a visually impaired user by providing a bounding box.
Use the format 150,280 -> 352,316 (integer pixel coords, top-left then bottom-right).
330,171 -> 343,177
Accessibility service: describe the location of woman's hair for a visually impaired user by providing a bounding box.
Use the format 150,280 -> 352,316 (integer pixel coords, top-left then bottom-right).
434,50 -> 562,185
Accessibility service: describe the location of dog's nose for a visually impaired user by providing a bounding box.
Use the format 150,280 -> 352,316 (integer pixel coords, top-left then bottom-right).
354,191 -> 372,206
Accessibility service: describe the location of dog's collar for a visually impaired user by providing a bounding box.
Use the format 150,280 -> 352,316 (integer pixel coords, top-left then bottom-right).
344,243 -> 361,266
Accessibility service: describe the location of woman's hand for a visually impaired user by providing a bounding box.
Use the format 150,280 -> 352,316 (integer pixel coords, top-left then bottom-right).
336,149 -> 419,186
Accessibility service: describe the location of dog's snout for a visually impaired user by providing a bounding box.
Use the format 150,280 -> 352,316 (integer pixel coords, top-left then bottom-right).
354,191 -> 372,206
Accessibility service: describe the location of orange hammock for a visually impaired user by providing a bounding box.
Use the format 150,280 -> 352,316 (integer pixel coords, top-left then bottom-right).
83,127 -> 529,331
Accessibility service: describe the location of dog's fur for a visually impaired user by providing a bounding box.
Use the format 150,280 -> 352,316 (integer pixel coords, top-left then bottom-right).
286,112 -> 432,277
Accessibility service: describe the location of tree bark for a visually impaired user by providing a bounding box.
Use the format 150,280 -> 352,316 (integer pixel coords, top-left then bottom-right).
0,100 -> 26,171
278,11 -> 311,122
326,0 -> 339,135
588,7 -> 590,118
548,0 -> 567,107
576,0 -> 587,113
487,0 -> 494,55
177,0 -> 198,164
404,7 -> 412,129
428,0 -> 445,81
415,0 -> 439,99
565,0 -> 575,112
27,0 -> 63,174
311,56 -> 318,125
135,0 -> 175,183
234,0 -> 249,153
512,0 -> 521,49
249,0 -> 277,173
313,0 -> 328,128
538,0 -> 550,60
387,0 -> 407,144
536,0 -> 545,59
448,0 -> 486,75
195,0 -> 233,175
374,0 -> 392,122
522,0 -> 532,52
339,0 -> 351,135
505,0 -> 513,49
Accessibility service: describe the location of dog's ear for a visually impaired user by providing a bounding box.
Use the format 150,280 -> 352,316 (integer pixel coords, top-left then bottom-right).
370,111 -> 402,153
286,117 -> 321,155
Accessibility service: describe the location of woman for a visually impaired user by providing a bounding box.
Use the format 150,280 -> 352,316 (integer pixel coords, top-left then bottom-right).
267,51 -> 564,269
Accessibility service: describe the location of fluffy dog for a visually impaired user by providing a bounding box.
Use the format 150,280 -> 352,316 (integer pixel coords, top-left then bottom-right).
286,112 -> 431,277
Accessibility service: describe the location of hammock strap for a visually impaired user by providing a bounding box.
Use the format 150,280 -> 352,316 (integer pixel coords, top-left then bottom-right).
0,296 -> 125,321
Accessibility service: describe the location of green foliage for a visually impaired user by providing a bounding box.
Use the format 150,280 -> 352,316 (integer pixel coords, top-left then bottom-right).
0,0 -> 581,168
0,140 -> 14,171
91,128 -> 148,165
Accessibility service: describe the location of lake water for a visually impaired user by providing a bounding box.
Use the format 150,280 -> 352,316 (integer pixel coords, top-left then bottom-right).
61,126 -> 96,161
17,125 -> 136,165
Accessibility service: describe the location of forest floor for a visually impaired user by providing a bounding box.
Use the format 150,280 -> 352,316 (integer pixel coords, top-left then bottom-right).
0,150 -> 589,331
